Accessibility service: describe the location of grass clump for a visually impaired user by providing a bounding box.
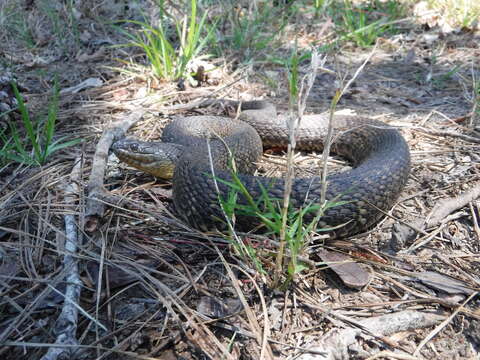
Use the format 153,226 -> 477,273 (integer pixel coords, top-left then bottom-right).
338,0 -> 406,47
117,0 -> 213,81
217,166 -> 347,286
0,79 -> 81,166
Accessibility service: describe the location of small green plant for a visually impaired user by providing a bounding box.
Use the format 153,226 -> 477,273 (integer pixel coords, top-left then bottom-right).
431,65 -> 461,89
339,0 -> 404,47
117,0 -> 213,81
209,46 -> 356,287
216,164 -> 347,285
313,0 -> 330,16
270,48 -> 312,103
0,79 -> 81,166
37,0 -> 81,53
314,0 -> 324,9
216,44 -> 347,284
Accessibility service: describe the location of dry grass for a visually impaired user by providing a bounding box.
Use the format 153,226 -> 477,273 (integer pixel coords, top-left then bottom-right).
1,0 -> 480,359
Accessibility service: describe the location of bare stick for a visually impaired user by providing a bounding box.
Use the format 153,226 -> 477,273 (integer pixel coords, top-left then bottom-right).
85,111 -> 146,231
415,127 -> 480,144
40,158 -> 83,360
469,63 -> 479,129
426,183 -> 480,227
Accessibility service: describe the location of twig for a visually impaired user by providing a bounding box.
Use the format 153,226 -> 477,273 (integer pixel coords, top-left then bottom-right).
4,341 -> 163,360
413,292 -> 478,356
470,202 -> 480,241
469,64 -> 479,129
85,111 -> 146,232
415,127 -> 480,144
319,41 -> 378,206
426,183 -> 480,228
275,50 -> 322,285
40,158 -> 83,360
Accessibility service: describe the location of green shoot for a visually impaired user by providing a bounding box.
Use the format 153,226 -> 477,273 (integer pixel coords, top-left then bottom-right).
431,65 -> 461,89
340,0 -> 404,48
270,47 -> 312,106
0,79 -> 81,166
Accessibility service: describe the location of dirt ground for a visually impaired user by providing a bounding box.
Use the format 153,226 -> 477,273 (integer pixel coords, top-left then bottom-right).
1,1 -> 480,359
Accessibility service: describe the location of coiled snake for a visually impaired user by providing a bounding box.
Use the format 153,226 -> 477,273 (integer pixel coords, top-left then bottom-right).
112,101 -> 411,236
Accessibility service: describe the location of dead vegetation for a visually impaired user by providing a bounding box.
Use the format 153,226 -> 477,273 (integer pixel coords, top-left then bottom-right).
1,0 -> 480,359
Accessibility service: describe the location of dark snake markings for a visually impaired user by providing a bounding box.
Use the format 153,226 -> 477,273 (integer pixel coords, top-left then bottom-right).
112,101 -> 411,236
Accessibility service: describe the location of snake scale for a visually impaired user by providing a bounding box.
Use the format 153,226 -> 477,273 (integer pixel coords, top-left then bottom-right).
112,101 -> 411,236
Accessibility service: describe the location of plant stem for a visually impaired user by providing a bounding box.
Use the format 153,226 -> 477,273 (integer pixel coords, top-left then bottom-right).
319,42 -> 378,209
273,50 -> 321,287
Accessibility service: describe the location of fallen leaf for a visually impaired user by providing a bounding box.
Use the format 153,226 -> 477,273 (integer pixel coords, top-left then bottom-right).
318,249 -> 371,289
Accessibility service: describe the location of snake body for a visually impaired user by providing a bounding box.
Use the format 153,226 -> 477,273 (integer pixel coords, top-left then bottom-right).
112,101 -> 411,236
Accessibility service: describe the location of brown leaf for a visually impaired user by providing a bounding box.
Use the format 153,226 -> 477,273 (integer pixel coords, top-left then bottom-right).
318,249 -> 371,289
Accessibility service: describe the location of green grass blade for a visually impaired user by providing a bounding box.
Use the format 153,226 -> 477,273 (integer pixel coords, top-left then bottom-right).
42,77 -> 60,162
11,82 -> 42,162
43,137 -> 82,158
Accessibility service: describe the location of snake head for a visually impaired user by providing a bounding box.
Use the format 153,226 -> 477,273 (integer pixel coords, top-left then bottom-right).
112,137 -> 184,179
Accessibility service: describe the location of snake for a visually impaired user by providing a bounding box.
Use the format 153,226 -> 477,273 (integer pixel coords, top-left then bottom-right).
112,101 -> 411,236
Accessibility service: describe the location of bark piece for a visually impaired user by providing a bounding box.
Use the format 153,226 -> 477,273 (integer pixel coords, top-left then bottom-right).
415,271 -> 475,296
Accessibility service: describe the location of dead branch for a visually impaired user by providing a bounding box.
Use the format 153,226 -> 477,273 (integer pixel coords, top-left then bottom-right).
85,111 -> 146,232
40,158 -> 83,360
298,310 -> 445,360
427,183 -> 480,228
415,127 -> 480,144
